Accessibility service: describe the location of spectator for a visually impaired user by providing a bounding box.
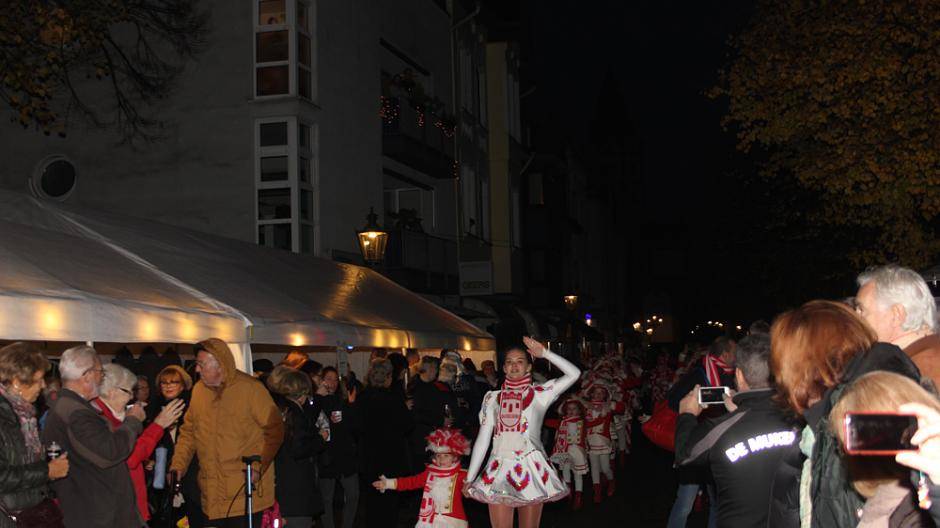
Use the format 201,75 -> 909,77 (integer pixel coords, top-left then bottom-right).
38,374 -> 61,430
410,356 -> 456,471
462,357 -> 478,376
253,358 -> 275,384
0,343 -> 68,524
665,337 -> 736,528
406,349 -> 421,380
135,374 -> 158,423
894,402 -> 940,526
149,365 -> 205,528
748,319 -> 771,335
358,359 -> 415,528
856,265 -> 940,390
387,353 -> 409,397
314,366 -> 359,528
267,366 -> 328,528
480,360 -> 499,388
92,364 -> 185,523
674,333 -> 799,526
769,300 -> 922,528
441,351 -> 484,436
42,345 -> 145,528
168,338 -> 285,527
829,371 -> 935,527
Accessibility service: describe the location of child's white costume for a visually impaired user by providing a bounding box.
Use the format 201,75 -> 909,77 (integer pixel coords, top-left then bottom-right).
465,349 -> 580,507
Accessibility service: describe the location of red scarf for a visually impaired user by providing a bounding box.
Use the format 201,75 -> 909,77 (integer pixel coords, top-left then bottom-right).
704,355 -> 733,387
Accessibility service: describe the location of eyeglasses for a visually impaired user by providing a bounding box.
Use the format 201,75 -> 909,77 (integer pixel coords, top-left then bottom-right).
118,387 -> 134,396
159,380 -> 182,386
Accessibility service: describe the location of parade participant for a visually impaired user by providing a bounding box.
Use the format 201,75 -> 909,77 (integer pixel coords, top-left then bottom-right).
464,336 -> 580,528
583,381 -> 623,503
373,427 -> 471,527
546,398 -> 589,510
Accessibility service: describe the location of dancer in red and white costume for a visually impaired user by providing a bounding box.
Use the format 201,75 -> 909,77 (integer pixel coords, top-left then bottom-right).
583,382 -> 624,503
464,337 -> 581,528
546,398 -> 589,510
373,428 -> 471,528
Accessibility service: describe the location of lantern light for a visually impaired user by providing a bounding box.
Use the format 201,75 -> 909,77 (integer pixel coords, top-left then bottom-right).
356,207 -> 389,265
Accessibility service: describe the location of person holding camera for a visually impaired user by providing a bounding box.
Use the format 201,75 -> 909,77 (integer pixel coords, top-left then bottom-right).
674,333 -> 799,527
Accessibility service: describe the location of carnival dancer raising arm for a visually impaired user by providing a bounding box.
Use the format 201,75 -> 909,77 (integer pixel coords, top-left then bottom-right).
464,336 -> 580,528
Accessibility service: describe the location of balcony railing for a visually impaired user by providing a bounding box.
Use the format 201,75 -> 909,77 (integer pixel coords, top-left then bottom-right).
383,228 -> 458,294
382,97 -> 456,179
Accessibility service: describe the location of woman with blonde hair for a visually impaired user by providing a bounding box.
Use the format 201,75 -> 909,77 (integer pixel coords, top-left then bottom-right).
829,371 -> 937,527
768,300 -> 923,528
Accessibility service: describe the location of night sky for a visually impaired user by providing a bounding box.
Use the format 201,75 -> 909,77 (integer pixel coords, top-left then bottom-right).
513,1 -> 796,326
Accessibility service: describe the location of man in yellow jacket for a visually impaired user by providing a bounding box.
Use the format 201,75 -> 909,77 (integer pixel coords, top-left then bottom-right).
170,338 -> 285,527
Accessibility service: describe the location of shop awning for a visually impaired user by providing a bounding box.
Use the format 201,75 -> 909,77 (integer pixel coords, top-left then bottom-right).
0,190 -> 494,360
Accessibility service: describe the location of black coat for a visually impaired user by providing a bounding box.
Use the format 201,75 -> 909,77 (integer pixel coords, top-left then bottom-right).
768,342 -> 923,528
410,380 -> 458,468
313,393 -> 359,478
675,389 -> 800,528
356,387 -> 414,481
272,395 -> 326,517
42,388 -> 143,528
0,394 -> 52,528
149,392 -> 205,528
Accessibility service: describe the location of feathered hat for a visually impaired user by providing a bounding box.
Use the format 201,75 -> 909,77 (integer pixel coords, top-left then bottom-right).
426,427 -> 471,455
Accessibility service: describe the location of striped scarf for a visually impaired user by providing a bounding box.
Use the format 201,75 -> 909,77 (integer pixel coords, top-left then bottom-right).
703,354 -> 734,387
0,383 -> 41,461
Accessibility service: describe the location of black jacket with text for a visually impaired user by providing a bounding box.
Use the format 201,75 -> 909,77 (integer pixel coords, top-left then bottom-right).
675,388 -> 799,528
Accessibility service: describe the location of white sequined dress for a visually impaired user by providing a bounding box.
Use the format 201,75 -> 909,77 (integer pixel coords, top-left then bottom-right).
465,350 -> 580,507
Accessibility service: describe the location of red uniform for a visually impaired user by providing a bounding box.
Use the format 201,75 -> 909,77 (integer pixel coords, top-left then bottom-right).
394,464 -> 468,528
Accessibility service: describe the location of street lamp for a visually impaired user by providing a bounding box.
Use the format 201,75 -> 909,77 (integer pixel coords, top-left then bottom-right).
356,207 -> 388,265
563,294 -> 579,311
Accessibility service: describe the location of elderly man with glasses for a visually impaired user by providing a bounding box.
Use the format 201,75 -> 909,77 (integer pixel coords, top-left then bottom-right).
42,346 -> 149,528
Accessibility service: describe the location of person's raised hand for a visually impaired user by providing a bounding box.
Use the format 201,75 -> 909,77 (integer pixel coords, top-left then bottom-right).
896,402 -> 940,483
47,452 -> 68,480
679,385 -> 704,417
523,336 -> 545,359
126,403 -> 146,422
723,390 -> 738,413
154,399 -> 186,428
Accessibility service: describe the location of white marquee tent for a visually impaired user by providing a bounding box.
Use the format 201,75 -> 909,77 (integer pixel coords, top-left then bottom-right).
0,190 -> 495,370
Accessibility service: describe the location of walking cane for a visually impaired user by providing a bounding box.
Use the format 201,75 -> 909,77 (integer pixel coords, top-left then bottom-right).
241,455 -> 262,528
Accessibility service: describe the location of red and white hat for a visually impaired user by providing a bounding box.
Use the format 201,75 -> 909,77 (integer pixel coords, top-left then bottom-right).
426,427 -> 471,455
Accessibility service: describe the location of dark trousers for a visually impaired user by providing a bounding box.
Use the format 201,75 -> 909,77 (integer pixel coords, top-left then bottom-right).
205,512 -> 263,528
362,483 -> 400,528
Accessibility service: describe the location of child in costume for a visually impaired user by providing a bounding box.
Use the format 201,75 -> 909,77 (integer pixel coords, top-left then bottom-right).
545,398 -> 589,510
464,336 -> 581,528
584,382 -> 624,503
373,427 -> 471,528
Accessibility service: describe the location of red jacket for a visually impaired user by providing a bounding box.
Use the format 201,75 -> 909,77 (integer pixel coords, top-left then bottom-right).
92,399 -> 165,521
395,464 -> 467,525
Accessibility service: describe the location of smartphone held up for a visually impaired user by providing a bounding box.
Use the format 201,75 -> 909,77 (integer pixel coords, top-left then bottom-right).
698,386 -> 730,406
843,412 -> 918,455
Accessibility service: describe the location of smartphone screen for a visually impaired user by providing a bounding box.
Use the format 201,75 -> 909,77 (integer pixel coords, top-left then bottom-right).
844,413 -> 917,454
698,387 -> 728,405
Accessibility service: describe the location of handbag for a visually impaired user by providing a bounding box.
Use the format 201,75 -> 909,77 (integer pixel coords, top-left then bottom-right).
260,501 -> 283,528
0,497 -> 65,528
641,400 -> 678,452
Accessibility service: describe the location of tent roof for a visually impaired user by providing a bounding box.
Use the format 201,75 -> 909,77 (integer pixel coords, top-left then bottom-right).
0,190 -> 494,351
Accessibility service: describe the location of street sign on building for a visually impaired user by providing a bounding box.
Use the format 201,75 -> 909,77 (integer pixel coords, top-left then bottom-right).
459,261 -> 493,296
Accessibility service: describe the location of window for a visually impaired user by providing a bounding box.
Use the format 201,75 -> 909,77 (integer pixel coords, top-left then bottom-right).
30,155 -> 77,201
256,118 -> 318,254
254,0 -> 314,101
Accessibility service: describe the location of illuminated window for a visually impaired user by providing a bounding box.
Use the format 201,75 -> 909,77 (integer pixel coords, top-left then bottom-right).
254,0 -> 314,101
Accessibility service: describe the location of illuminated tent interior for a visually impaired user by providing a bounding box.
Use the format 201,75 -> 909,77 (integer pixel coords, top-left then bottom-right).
0,190 -> 495,370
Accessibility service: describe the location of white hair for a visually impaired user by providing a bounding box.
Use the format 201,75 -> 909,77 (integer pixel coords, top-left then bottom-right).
59,345 -> 98,381
858,265 -> 937,333
101,363 -> 136,397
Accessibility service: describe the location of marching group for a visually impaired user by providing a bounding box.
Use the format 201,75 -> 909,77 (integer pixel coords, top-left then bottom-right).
4,264 -> 940,527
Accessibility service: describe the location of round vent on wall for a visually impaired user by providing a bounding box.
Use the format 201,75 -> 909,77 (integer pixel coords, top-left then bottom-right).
30,155 -> 77,201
